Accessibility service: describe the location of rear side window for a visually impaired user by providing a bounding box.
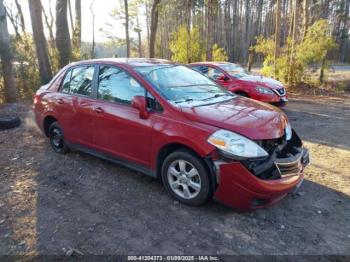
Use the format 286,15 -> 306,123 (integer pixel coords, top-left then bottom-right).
61,70 -> 72,93
97,66 -> 145,104
70,66 -> 95,96
60,66 -> 95,96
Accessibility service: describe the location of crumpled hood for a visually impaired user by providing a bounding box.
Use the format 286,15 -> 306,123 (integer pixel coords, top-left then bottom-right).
181,97 -> 288,140
239,75 -> 284,89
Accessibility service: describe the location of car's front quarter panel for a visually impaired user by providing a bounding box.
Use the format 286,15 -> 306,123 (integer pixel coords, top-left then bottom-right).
149,111 -> 218,171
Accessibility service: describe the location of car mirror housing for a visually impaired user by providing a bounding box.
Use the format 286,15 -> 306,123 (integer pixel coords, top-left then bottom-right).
131,96 -> 149,119
217,75 -> 230,82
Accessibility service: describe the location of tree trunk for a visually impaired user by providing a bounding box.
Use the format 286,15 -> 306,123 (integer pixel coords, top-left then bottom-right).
288,0 -> 297,85
42,3 -> 55,44
224,0 -> 232,60
68,0 -> 74,33
56,0 -> 71,68
145,1 -> 151,53
0,0 -> 18,102
302,0 -> 308,40
29,0 -> 53,84
72,0 -> 81,58
186,0 -> 193,63
319,57 -> 326,84
90,0 -> 95,58
14,0 -> 25,32
124,0 -> 130,57
247,51 -> 254,72
274,0 -> 281,77
206,0 -> 217,61
243,0 -> 250,63
136,16 -> 142,57
149,0 -> 161,58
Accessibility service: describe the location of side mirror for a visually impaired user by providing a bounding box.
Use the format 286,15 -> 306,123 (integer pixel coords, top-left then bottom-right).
217,75 -> 229,82
131,96 -> 149,119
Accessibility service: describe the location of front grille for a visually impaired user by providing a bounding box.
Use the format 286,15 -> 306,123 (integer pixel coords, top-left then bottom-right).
244,130 -> 304,180
275,158 -> 302,176
273,88 -> 286,96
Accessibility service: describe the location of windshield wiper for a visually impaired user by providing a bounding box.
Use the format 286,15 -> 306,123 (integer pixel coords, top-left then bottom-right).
174,98 -> 194,104
201,93 -> 231,101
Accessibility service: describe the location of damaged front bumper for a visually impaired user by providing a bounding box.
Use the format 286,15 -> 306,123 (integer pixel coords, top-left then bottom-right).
212,130 -> 310,211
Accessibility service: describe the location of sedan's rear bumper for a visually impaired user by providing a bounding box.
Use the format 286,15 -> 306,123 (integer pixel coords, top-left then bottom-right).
213,148 -> 309,211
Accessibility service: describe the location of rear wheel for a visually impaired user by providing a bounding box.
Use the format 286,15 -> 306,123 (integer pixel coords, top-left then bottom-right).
49,122 -> 69,154
161,150 -> 211,206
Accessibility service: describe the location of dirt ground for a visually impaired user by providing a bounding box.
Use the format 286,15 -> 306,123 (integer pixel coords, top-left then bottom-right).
0,94 -> 349,257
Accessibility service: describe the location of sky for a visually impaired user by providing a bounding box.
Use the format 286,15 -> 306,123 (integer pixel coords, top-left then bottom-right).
5,0 -> 147,43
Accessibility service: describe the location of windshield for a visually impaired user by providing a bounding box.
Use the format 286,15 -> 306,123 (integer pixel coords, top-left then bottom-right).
219,64 -> 249,79
134,65 -> 232,104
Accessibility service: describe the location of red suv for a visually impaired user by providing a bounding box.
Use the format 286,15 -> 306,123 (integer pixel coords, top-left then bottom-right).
34,58 -> 309,210
189,62 -> 288,106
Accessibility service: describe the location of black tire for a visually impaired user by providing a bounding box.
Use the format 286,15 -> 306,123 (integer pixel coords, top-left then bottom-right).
0,115 -> 21,131
161,150 -> 211,206
235,92 -> 249,98
48,122 -> 69,154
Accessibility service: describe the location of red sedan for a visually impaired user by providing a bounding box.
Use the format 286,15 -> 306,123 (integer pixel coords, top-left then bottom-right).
189,62 -> 288,106
34,58 -> 308,211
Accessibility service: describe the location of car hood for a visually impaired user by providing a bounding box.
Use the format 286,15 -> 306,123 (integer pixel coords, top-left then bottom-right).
180,97 -> 288,140
239,75 -> 283,89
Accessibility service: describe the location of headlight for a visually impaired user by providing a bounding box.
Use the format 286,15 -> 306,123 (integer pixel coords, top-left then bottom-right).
285,122 -> 292,140
255,86 -> 274,95
208,130 -> 268,159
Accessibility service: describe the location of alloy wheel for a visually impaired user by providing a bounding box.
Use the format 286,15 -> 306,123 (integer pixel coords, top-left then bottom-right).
167,160 -> 202,199
51,127 -> 64,150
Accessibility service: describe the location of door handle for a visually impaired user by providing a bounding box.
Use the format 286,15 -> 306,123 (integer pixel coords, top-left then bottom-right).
57,98 -> 64,104
94,107 -> 104,113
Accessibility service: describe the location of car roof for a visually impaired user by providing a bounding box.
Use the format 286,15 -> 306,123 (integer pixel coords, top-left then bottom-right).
189,61 -> 241,67
69,58 -> 175,67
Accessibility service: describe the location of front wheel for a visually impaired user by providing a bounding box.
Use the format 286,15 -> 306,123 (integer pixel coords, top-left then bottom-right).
161,150 -> 211,206
235,91 -> 249,98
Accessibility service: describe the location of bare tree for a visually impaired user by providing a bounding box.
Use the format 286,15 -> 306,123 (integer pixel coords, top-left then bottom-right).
135,16 -> 142,57
90,0 -> 95,58
302,0 -> 309,40
56,0 -> 71,68
145,0 -> 150,50
42,0 -> 55,45
3,4 -> 19,40
288,0 -> 298,85
72,0 -> 81,57
67,0 -> 74,33
124,0 -> 130,57
149,0 -> 161,58
0,0 -> 18,102
14,0 -> 25,32
206,0 -> 218,61
274,0 -> 281,76
29,0 -> 53,84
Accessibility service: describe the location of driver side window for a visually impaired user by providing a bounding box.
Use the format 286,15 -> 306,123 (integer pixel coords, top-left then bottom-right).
97,66 -> 145,104
200,66 -> 224,80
